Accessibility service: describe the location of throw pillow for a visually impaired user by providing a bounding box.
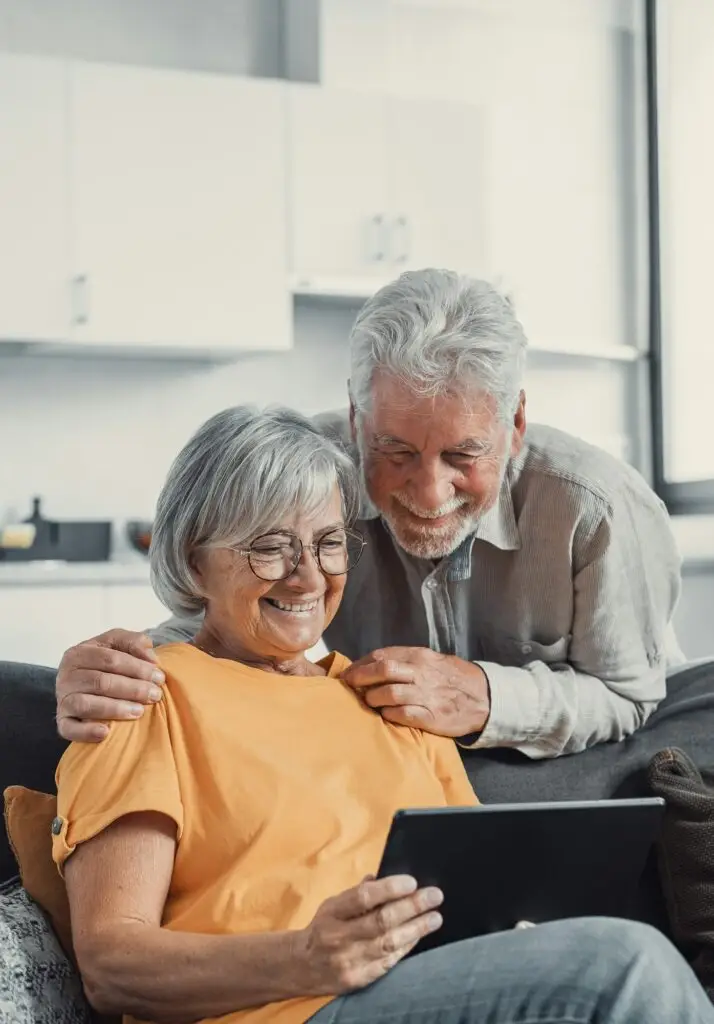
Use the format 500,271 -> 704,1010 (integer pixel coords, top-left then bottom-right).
647,746 -> 714,1001
0,876 -> 90,1024
3,785 -> 74,961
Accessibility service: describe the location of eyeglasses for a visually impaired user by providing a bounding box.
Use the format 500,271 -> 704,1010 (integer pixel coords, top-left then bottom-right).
233,528 -> 366,582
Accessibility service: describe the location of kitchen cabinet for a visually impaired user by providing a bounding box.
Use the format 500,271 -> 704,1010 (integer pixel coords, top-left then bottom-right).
388,97 -> 487,276
288,86 -> 391,286
68,62 -> 291,353
102,584 -> 171,635
0,55 -> 70,343
287,84 -> 488,292
0,585 -> 105,668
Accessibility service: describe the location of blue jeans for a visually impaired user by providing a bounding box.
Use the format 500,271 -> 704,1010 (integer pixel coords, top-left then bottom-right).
307,917 -> 713,1023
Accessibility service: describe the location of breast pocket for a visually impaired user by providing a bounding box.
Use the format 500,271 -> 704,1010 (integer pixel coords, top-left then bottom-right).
481,633 -> 571,667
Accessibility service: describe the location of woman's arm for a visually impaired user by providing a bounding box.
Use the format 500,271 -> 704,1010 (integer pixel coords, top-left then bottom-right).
66,811 -> 310,1024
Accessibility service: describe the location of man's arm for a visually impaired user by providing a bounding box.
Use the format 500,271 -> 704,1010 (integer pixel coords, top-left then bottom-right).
468,490 -> 682,758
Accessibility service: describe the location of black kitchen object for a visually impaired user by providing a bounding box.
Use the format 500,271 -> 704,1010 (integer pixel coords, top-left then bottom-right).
0,497 -> 111,563
126,520 -> 153,555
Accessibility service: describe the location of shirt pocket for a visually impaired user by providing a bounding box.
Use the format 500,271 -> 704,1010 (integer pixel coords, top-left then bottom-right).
480,632 -> 571,667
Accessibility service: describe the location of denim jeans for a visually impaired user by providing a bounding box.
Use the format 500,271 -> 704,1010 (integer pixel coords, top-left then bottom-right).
307,917 -> 713,1023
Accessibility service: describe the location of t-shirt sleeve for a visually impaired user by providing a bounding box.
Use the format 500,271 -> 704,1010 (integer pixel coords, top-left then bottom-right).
422,734 -> 479,807
52,696 -> 183,871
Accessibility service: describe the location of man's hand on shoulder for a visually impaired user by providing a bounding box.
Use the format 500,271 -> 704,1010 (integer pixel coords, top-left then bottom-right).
56,629 -> 166,743
341,647 -> 490,738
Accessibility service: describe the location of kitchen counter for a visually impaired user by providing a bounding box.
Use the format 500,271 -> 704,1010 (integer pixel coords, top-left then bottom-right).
0,558 -> 151,587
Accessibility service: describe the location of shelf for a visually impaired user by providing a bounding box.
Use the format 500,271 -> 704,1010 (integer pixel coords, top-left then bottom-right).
290,274 -> 388,302
290,276 -> 645,362
528,342 -> 644,362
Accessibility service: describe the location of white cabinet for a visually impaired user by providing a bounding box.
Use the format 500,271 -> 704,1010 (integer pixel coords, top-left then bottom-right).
0,55 -> 70,343
102,585 -> 171,635
287,84 -> 488,291
68,62 -> 291,353
0,586 -> 105,668
288,86 -> 391,286
388,98 -> 487,276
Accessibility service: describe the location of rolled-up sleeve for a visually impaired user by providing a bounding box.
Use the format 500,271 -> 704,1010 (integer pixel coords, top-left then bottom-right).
53,697 -> 183,871
464,485 -> 683,759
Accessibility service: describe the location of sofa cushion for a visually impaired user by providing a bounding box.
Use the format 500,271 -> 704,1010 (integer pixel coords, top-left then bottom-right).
4,786 -> 74,960
0,661 -> 67,883
0,877 -> 90,1024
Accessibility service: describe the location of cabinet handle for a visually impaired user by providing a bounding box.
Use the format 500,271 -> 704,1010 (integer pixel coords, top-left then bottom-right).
367,214 -> 387,264
71,274 -> 90,326
393,215 -> 411,264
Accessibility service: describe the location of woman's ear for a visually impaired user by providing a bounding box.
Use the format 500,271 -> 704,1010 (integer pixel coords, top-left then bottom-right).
188,548 -> 205,585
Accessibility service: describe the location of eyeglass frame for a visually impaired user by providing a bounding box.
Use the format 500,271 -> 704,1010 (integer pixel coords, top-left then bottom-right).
229,527 -> 367,581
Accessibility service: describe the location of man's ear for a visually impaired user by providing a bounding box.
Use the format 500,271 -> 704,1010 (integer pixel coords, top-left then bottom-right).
510,390 -> 527,458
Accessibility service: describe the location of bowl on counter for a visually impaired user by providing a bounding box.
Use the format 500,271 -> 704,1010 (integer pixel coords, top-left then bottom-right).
126,520 -> 153,556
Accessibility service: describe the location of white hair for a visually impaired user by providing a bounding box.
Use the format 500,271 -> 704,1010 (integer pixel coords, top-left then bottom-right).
349,268 -> 528,421
149,406 -> 360,616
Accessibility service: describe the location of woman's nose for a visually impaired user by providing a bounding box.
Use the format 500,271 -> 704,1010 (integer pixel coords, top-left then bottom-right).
290,544 -> 324,586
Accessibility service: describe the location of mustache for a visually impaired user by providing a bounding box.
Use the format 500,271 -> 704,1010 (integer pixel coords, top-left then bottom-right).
392,492 -> 470,519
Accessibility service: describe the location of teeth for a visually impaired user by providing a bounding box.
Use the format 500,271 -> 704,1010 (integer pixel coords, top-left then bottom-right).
268,599 -> 319,613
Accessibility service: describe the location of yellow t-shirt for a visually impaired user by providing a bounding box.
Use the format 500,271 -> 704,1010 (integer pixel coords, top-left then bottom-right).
53,644 -> 478,1024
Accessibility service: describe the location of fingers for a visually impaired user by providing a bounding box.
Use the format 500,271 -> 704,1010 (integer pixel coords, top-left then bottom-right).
330,875 -> 418,920
91,629 -> 160,662
58,689 -> 147,724
355,886 -> 444,943
380,704 -> 428,727
57,718 -> 110,743
342,659 -> 416,690
360,683 -> 419,709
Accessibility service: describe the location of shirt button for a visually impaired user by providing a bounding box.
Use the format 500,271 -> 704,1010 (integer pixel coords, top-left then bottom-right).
51,816 -> 63,836
425,579 -> 438,590
521,643 -> 533,655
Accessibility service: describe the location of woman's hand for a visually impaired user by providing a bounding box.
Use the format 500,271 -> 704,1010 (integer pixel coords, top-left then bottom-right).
296,874 -> 443,994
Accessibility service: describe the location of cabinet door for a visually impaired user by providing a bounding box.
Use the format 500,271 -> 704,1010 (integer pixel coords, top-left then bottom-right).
388,98 -> 489,277
0,586 -> 105,668
0,55 -> 70,343
288,85 -> 391,284
69,63 -> 290,352
101,585 -> 171,636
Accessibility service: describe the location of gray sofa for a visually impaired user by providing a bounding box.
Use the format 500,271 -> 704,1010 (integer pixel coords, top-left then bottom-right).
2,658 -> 714,1021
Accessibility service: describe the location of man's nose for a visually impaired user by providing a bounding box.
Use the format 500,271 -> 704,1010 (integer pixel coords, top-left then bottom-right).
409,462 -> 455,509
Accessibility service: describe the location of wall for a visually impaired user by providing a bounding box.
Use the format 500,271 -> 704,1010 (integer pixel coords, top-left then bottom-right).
0,295 -> 633,521
676,571 -> 714,660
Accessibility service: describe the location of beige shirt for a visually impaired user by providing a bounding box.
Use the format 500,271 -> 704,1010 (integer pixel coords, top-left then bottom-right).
149,414 -> 684,760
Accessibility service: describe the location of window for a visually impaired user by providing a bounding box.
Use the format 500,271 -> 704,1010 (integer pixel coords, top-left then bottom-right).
650,0 -> 714,512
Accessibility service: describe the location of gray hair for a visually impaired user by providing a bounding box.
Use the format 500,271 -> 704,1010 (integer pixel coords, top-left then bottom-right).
149,406 -> 360,616
349,269 -> 528,421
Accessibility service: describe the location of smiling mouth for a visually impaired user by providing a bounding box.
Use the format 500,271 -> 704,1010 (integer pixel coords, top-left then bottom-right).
263,598 -> 322,615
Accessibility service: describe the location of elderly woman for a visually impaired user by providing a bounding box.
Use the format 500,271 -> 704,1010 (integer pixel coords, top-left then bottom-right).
53,407 -> 711,1024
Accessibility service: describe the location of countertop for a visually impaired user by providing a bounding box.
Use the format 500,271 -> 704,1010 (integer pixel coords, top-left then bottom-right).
0,516 -> 711,588
0,557 -> 151,587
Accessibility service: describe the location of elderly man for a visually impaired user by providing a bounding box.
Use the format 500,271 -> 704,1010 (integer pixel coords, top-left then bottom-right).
56,269 -> 683,758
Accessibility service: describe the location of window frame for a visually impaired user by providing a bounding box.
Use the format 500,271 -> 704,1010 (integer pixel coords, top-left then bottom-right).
647,0 -> 714,514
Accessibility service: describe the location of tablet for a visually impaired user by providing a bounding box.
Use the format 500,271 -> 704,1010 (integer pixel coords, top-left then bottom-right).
377,799 -> 664,954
